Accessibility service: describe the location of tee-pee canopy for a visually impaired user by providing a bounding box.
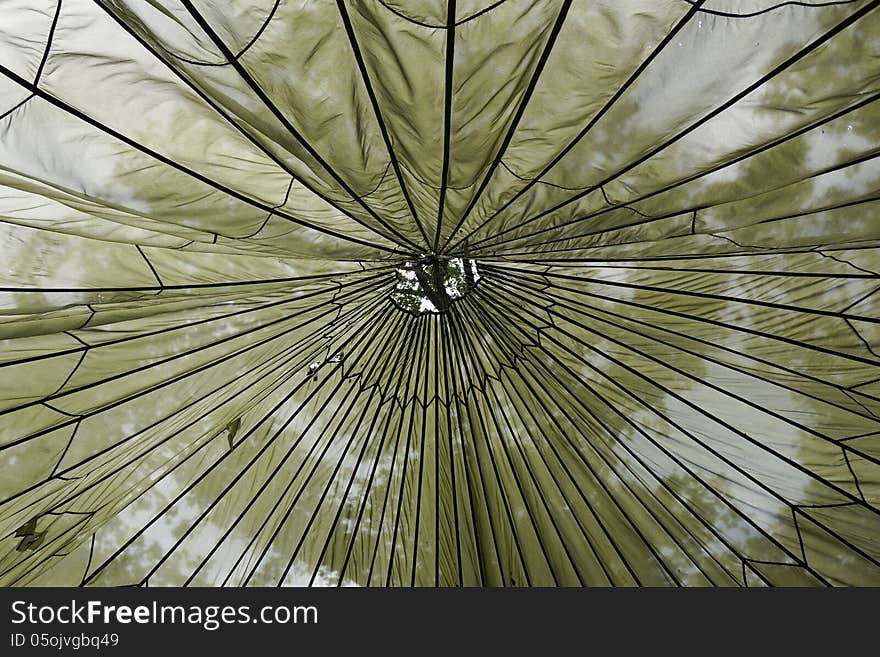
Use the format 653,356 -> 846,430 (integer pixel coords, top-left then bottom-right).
1,0 -> 879,587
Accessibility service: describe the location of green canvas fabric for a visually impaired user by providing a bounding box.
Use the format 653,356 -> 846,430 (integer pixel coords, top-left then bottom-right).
0,0 -> 878,586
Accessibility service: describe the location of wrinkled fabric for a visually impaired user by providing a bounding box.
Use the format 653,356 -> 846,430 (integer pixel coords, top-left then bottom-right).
0,0 -> 878,586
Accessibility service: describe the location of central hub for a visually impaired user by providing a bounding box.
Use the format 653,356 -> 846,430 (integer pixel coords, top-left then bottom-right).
391,256 -> 480,315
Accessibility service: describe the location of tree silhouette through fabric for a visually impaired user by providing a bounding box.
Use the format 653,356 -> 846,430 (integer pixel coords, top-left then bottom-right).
0,0 -> 878,587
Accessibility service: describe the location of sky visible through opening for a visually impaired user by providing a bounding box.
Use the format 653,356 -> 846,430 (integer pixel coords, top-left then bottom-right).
391,257 -> 481,315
